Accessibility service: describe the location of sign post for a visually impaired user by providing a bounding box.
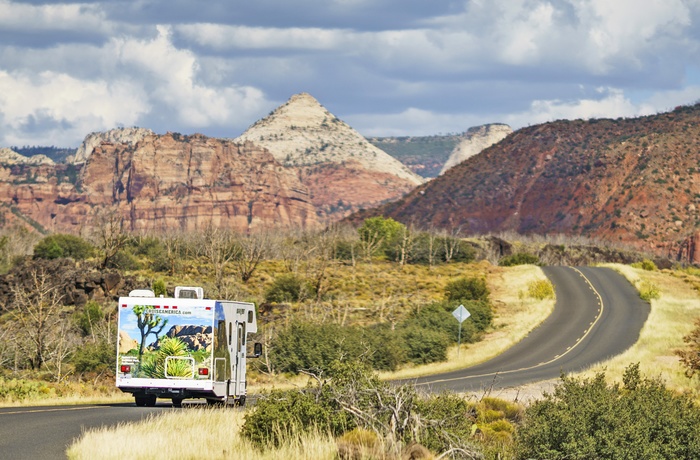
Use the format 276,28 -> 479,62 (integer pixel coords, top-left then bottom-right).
452,304 -> 471,358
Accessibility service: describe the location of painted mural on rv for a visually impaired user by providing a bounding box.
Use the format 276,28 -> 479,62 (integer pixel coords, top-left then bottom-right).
118,304 -> 214,379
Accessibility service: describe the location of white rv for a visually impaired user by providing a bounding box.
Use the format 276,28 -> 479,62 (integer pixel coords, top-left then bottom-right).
116,286 -> 261,407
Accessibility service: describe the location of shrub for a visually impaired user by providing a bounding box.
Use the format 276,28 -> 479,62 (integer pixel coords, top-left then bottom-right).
106,249 -> 141,270
445,277 -> 490,302
72,340 -> 114,374
631,259 -> 658,271
33,234 -> 94,260
498,252 -> 540,266
527,279 -> 555,300
516,364 -> 700,459
152,278 -> 167,297
264,273 -> 314,303
74,301 -> 104,336
639,280 -> 660,301
400,326 -> 450,364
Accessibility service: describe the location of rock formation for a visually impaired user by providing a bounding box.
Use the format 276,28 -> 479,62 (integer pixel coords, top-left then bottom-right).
439,124 -> 512,175
236,93 -> 424,221
68,127 -> 154,164
156,325 -> 214,352
0,148 -> 54,165
0,133 -> 318,234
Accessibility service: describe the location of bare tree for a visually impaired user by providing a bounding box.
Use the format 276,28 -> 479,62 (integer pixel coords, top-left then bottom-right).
233,231 -> 270,283
442,226 -> 464,263
197,224 -> 239,295
5,269 -> 66,370
92,207 -> 129,268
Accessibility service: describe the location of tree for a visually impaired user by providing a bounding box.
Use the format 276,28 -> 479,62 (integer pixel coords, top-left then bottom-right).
92,208 -> 129,268
357,217 -> 405,261
197,224 -> 238,295
233,231 -> 270,283
4,269 -> 71,372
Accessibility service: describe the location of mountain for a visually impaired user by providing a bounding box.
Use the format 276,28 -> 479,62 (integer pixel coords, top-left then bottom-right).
361,103 -> 700,261
367,134 -> 461,178
1,133 -> 317,234
236,93 -> 424,221
439,124 -> 513,175
0,148 -> 54,165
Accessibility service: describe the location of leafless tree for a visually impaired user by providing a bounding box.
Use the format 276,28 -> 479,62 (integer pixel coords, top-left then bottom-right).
442,226 -> 464,263
197,224 -> 239,295
92,207 -> 129,268
233,230 -> 271,283
5,269 -> 67,371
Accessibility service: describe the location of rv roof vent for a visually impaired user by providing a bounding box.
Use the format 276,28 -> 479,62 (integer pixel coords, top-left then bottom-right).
129,289 -> 155,297
175,286 -> 204,300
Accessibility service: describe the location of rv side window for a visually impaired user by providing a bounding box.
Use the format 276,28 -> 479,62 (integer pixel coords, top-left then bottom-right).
248,310 -> 253,323
228,322 -> 232,346
237,323 -> 245,351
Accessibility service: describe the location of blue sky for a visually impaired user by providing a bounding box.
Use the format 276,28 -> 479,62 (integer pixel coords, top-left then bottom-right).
1,0 -> 700,147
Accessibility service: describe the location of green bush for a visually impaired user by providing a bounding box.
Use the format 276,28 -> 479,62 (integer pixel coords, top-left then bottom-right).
516,364 -> 700,459
242,361 -> 483,457
71,340 -> 114,374
400,326 -> 450,364
106,249 -> 141,270
264,273 -> 314,303
74,301 -> 104,336
445,277 -> 490,302
152,278 -> 167,297
498,252 -> 540,266
33,234 -> 94,260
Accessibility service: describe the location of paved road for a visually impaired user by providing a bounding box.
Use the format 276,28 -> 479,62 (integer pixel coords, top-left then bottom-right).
402,266 -> 650,392
0,266 -> 649,459
0,403 -> 172,459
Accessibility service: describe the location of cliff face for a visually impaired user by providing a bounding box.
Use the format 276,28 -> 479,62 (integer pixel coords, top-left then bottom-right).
0,133 -> 318,234
440,124 -> 513,174
69,127 -> 154,164
236,93 -> 423,221
366,104 -> 700,262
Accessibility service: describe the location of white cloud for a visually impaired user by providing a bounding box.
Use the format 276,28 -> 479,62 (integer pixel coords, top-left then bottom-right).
0,70 -> 149,146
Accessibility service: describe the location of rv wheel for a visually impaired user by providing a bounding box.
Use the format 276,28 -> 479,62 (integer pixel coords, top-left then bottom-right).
136,394 -> 157,407
236,396 -> 246,407
172,398 -> 183,408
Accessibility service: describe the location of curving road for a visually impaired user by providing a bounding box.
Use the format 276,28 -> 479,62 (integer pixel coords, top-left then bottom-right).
402,266 -> 650,392
0,266 -> 650,459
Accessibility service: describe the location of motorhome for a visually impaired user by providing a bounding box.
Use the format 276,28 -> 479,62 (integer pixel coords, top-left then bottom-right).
116,286 -> 260,407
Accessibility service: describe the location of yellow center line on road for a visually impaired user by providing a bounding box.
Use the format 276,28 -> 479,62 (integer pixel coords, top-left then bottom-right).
416,267 -> 606,386
0,406 -> 101,415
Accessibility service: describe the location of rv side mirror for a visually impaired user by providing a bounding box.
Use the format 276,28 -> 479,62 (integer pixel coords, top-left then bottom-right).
252,342 -> 262,358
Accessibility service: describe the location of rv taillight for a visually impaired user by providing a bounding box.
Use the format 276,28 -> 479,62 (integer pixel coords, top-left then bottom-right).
120,365 -> 131,373
198,368 -> 209,376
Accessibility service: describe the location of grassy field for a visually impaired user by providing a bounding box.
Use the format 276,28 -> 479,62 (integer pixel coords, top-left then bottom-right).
577,263 -> 700,391
66,408 -> 339,460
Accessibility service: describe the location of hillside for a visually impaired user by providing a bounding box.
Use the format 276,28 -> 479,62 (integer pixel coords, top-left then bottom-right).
363,103 -> 700,262
367,134 -> 460,178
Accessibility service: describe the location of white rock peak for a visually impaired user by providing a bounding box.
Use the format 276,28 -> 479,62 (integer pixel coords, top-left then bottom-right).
236,93 -> 424,185
440,124 -> 513,175
69,127 -> 154,164
0,147 -> 54,165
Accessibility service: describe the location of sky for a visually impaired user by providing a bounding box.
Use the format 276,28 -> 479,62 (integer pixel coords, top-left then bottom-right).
1,0 -> 700,148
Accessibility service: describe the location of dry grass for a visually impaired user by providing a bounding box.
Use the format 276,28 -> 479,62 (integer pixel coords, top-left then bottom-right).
577,263 -> 700,392
67,408 -> 338,460
380,264 -> 554,380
